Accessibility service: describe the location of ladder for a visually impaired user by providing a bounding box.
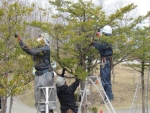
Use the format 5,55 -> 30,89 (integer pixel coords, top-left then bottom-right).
38,86 -> 57,113
129,68 -> 150,113
77,76 -> 116,113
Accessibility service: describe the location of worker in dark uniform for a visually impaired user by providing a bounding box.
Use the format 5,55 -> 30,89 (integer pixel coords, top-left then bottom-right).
15,33 -> 56,113
56,69 -> 80,113
90,25 -> 114,102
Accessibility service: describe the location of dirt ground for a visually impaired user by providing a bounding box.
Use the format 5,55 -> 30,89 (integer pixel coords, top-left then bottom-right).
18,64 -> 150,112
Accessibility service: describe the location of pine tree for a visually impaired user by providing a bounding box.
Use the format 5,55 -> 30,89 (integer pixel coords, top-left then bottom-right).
128,15 -> 150,112
0,1 -> 34,113
30,0 -> 150,112
47,1 -> 139,112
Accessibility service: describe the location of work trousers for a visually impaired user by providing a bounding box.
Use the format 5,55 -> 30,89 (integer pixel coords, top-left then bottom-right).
34,71 -> 57,112
100,59 -> 114,100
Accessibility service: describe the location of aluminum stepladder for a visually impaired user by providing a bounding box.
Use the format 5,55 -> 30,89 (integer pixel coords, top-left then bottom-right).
129,68 -> 150,113
38,86 -> 57,113
77,76 -> 116,113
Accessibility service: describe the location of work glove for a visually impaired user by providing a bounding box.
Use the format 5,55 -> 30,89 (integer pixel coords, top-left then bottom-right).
14,33 -> 21,42
96,32 -> 100,36
75,75 -> 80,81
60,68 -> 66,77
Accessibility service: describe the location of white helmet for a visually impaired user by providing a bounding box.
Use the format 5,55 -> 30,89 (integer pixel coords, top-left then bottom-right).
41,33 -> 50,42
38,33 -> 50,46
101,25 -> 112,36
56,76 -> 65,87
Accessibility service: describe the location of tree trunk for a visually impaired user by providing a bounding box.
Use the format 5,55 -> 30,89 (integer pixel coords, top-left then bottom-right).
145,67 -> 150,113
1,96 -> 7,113
141,61 -> 145,113
80,80 -> 88,113
0,95 -> 13,113
112,68 -> 115,83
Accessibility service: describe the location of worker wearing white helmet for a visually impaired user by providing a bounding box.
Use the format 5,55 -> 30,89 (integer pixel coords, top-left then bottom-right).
96,25 -> 112,36
101,25 -> 112,36
15,33 -> 56,113
91,25 -> 114,103
38,33 -> 50,46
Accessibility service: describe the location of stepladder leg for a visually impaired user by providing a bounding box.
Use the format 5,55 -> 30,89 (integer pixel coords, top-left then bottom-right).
37,86 -> 57,113
45,87 -> 49,113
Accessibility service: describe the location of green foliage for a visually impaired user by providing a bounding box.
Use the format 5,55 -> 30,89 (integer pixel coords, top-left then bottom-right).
28,0 -> 145,80
0,1 -> 34,98
128,26 -> 150,70
25,1 -> 150,112
31,1 -> 150,80
47,1 -> 140,78
47,1 -> 108,78
108,3 -> 137,22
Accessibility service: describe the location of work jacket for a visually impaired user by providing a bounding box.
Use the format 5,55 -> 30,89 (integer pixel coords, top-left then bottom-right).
56,79 -> 80,112
93,42 -> 113,57
19,40 -> 52,73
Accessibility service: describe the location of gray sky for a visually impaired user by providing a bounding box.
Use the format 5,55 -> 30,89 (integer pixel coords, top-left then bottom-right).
74,0 -> 150,15
105,0 -> 150,15
30,0 -> 150,16
131,0 -> 150,15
